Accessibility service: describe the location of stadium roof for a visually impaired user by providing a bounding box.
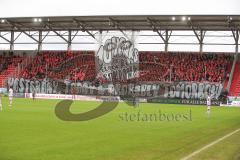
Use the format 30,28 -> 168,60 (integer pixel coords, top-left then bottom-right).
0,15 -> 240,32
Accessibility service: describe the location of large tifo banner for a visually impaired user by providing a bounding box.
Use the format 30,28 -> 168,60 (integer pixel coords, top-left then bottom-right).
96,36 -> 139,82
7,77 -> 223,100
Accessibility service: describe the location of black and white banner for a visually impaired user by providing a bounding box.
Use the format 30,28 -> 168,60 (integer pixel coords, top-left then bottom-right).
7,77 -> 223,100
96,36 -> 139,82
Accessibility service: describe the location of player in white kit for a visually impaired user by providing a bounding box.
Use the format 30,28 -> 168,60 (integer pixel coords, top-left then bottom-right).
8,87 -> 13,108
206,94 -> 213,116
0,93 -> 2,111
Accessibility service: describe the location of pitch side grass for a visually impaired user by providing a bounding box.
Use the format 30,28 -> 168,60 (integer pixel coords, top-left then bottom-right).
0,98 -> 240,160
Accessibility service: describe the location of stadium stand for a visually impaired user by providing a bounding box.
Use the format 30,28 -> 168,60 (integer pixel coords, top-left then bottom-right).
139,52 -> 232,83
0,55 -> 24,87
0,51 -> 235,95
19,51 -> 96,82
229,62 -> 240,96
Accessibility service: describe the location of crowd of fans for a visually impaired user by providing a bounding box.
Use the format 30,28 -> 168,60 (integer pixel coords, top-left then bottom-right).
0,51 -> 230,84
49,53 -> 96,81
139,52 -> 232,83
0,55 -> 24,73
20,51 -> 96,82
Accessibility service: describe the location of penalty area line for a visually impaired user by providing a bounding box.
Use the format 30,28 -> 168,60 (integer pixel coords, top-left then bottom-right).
181,128 -> 240,160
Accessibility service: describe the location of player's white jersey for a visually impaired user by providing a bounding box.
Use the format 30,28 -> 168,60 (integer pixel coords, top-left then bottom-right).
0,95 -> 2,110
207,96 -> 211,106
207,95 -> 214,106
9,88 -> 13,97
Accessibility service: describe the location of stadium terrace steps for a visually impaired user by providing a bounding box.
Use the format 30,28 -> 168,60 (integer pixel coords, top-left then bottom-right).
223,63 -> 233,89
229,62 -> 240,96
0,55 -> 38,88
0,56 -> 25,87
0,64 -> 16,87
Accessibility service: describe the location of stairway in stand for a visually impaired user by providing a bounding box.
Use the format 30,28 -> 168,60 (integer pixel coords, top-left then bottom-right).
0,64 -> 16,87
229,62 -> 240,96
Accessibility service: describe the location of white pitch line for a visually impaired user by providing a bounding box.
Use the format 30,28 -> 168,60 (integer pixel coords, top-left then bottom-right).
181,128 -> 240,160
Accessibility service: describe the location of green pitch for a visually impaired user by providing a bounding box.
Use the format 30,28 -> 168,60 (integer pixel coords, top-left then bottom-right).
0,98 -> 240,160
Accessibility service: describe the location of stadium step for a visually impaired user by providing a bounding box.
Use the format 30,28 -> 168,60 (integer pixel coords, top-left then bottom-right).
223,63 -> 233,89
0,65 -> 17,87
229,62 -> 240,96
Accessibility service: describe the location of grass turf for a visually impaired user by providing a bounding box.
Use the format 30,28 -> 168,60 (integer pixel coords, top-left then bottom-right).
191,130 -> 240,160
0,97 -> 240,160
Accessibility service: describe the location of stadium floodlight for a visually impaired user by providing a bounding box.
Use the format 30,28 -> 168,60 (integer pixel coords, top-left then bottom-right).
33,18 -> 38,22
1,19 -> 5,23
172,17 -> 176,21
188,17 -> 191,21
182,16 -> 186,21
38,18 -> 42,22
227,16 -> 233,23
